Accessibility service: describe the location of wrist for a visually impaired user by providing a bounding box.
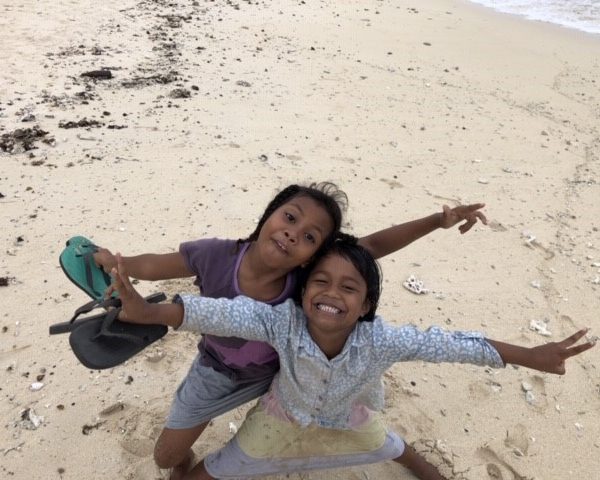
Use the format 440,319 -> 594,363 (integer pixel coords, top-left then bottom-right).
488,339 -> 530,368
144,302 -> 160,325
149,302 -> 184,329
435,212 -> 443,229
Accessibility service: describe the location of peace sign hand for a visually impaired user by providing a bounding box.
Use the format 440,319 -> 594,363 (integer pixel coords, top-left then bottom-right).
440,203 -> 488,234
528,329 -> 596,375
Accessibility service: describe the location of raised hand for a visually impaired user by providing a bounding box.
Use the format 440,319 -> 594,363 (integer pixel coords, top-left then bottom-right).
111,253 -> 154,324
528,329 -> 595,375
440,203 -> 487,234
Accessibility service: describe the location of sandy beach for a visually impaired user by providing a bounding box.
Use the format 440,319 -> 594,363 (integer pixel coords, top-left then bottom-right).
1,0 -> 599,479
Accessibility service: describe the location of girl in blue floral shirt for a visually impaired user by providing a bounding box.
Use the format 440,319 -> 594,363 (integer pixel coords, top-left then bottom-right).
112,237 -> 594,480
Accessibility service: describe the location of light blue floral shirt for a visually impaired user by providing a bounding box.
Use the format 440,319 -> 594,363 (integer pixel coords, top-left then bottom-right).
179,295 -> 505,429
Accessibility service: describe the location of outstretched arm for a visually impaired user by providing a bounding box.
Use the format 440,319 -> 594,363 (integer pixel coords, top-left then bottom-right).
95,249 -> 193,281
488,329 -> 595,375
358,203 -> 487,259
112,254 -> 281,343
112,254 -> 185,328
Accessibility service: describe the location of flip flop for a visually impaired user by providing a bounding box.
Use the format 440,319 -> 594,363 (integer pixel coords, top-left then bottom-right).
60,235 -> 119,321
50,292 -> 168,369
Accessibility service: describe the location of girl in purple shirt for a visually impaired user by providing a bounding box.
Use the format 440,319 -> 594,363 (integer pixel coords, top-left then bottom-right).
94,182 -> 487,479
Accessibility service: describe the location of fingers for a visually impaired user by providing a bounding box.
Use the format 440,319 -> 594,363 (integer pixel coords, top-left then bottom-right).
111,253 -> 132,295
442,204 -> 451,218
560,328 -> 590,347
459,217 -> 476,234
94,247 -> 113,271
103,284 -> 116,300
451,203 -> 487,233
565,341 -> 596,358
467,202 -> 485,211
457,203 -> 485,216
474,210 -> 488,225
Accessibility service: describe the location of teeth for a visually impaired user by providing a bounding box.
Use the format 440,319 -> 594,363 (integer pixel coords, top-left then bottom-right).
317,304 -> 340,314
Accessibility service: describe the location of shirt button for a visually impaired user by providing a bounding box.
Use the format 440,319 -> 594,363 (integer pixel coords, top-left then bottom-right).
322,379 -> 328,384
318,395 -> 323,401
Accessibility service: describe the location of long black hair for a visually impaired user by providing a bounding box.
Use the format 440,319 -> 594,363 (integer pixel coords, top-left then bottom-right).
238,182 -> 348,253
298,233 -> 382,322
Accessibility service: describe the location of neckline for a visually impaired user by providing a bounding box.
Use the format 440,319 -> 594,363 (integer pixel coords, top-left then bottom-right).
233,242 -> 293,304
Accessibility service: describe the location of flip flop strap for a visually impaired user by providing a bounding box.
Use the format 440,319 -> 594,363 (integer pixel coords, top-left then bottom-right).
68,297 -> 121,323
75,242 -> 113,299
92,308 -> 145,346
50,293 -> 166,335
82,251 -> 102,298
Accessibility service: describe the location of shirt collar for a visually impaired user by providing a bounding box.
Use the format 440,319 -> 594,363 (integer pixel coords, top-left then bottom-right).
297,312 -> 370,359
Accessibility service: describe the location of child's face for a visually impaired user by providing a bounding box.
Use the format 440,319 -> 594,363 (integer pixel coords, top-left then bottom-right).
256,196 -> 334,270
302,253 -> 370,338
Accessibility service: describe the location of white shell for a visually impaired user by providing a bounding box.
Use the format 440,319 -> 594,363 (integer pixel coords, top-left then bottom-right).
403,275 -> 429,295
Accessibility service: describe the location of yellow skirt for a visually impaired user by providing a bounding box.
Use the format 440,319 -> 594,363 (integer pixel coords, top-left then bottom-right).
237,402 -> 388,458
204,402 -> 404,478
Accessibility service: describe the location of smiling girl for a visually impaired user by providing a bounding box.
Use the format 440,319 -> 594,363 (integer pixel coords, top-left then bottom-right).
94,182 -> 486,478
110,235 -> 594,480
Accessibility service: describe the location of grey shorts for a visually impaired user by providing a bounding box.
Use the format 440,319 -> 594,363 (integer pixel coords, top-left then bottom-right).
166,355 -> 273,429
204,431 -> 405,478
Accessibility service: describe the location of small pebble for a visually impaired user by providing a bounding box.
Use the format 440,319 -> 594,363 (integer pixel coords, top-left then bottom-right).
229,422 -> 238,434
525,391 -> 535,404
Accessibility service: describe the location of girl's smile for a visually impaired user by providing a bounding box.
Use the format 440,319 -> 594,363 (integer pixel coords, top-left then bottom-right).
302,253 -> 370,345
316,303 -> 342,315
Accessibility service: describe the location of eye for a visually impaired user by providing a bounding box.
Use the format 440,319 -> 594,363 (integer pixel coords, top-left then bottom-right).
285,212 -> 295,223
342,285 -> 357,292
304,232 -> 316,244
312,278 -> 327,284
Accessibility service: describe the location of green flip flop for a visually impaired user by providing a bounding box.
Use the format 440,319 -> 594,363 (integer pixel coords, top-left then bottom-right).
60,235 -> 115,300
60,236 -> 119,321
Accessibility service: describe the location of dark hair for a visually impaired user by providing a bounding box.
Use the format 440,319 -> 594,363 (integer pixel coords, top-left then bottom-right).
238,182 -> 348,251
299,233 -> 382,322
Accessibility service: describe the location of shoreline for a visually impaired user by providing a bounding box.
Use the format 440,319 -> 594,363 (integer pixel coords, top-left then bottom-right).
463,0 -> 600,37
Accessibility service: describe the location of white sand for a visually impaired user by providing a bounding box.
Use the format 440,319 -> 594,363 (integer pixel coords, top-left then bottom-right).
1,0 -> 599,478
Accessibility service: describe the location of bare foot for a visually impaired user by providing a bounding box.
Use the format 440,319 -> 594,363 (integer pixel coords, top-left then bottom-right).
169,449 -> 195,480
393,444 -> 447,480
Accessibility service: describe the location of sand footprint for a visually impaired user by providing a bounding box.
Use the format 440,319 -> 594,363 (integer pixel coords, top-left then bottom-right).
477,445 -> 532,480
486,462 -> 504,479
122,457 -> 167,480
119,405 -> 166,458
504,423 -> 530,457
468,378 -> 503,401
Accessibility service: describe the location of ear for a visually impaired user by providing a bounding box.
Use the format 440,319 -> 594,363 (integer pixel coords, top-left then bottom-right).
360,299 -> 371,318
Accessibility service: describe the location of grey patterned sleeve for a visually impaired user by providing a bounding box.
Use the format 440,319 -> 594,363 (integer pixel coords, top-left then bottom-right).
177,294 -> 284,343
380,323 -> 505,368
